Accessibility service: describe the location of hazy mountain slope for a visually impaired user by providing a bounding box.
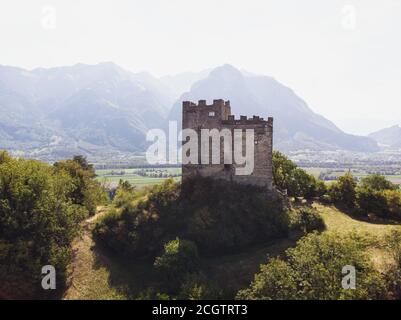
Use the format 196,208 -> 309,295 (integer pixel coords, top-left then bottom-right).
369,125 -> 401,148
160,69 -> 211,101
168,64 -> 378,152
0,62 -> 174,157
0,62 -> 380,159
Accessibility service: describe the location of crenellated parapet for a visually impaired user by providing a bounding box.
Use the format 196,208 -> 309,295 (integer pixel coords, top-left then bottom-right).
222,115 -> 273,127
183,99 -> 230,107
182,98 -> 274,190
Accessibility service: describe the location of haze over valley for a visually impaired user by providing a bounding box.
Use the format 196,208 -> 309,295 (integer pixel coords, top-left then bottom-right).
2,62 -> 398,164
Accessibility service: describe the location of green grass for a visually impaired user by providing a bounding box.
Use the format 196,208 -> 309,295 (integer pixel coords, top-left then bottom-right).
65,198 -> 401,300
313,202 -> 401,237
95,167 -> 182,188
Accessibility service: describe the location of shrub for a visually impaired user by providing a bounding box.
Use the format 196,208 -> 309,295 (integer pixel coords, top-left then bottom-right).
0,153 -> 89,298
356,187 -> 388,217
273,151 -> 326,199
328,173 -> 357,208
182,178 -> 289,254
384,231 -> 401,299
356,175 -> 401,219
237,232 -> 387,300
383,190 -> 401,220
154,238 -> 200,291
236,258 -> 297,300
54,155 -> 108,214
290,207 -> 326,233
113,180 -> 137,208
178,273 -> 221,300
94,177 -> 289,257
360,174 -> 398,192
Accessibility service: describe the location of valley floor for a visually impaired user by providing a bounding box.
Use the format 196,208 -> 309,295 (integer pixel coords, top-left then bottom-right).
63,202 -> 401,300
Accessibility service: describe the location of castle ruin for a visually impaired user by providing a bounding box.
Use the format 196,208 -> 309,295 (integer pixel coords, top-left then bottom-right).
182,99 -> 273,190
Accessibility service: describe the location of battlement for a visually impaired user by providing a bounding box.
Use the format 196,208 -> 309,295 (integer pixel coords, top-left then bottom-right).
182,98 -> 274,190
183,99 -> 273,127
222,115 -> 273,126
183,99 -> 231,109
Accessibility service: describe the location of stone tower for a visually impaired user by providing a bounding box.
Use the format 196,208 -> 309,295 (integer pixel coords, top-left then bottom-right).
182,99 -> 273,190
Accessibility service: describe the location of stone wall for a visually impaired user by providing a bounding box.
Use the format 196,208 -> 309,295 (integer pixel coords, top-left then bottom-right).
182,99 -> 273,190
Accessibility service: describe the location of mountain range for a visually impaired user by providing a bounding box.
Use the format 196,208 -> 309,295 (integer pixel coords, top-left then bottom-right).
168,65 -> 378,153
0,62 -> 380,161
369,125 -> 401,149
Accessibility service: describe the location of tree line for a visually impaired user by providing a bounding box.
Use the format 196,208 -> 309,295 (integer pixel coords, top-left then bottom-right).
0,152 -> 107,299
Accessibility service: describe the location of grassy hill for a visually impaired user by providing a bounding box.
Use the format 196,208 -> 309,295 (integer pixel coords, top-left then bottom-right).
63,201 -> 401,300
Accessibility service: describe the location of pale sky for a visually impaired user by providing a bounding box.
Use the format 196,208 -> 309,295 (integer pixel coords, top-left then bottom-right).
1,0 -> 400,135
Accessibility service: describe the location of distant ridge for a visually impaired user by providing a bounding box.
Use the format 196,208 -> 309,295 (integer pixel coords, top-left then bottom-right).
0,62 -> 379,161
168,64 -> 379,153
369,125 -> 401,148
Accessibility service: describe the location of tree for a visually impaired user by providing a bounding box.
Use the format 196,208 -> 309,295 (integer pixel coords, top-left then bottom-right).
94,177 -> 289,257
272,151 -> 297,192
237,232 -> 387,300
154,238 -> 200,291
290,207 -> 326,234
236,258 -> 297,300
0,155 -> 87,298
360,174 -> 398,192
383,190 -> 401,220
54,155 -> 107,214
356,174 -> 400,218
273,151 -> 326,199
329,172 -> 357,208
0,150 -> 12,164
384,231 -> 401,298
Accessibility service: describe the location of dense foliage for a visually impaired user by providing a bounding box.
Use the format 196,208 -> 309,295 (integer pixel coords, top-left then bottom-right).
356,174 -> 401,219
328,172 -> 357,208
92,174 -> 334,298
54,155 -> 108,214
289,207 -> 326,234
0,152 -> 106,299
237,232 -> 388,300
94,178 -> 289,257
385,231 -> 401,299
154,237 -> 200,291
327,172 -> 401,220
273,151 -> 326,199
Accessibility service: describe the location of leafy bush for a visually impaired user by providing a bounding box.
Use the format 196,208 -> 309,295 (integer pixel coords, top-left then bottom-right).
384,231 -> 401,299
273,151 -> 326,199
0,153 -> 91,298
356,174 -> 401,219
356,187 -> 388,216
328,172 -> 357,208
383,190 -> 401,220
290,207 -> 326,233
54,155 -> 108,214
360,174 -> 398,192
181,178 -> 289,254
154,238 -> 200,291
178,272 -> 222,300
237,232 -> 387,300
113,180 -> 137,208
94,177 -> 290,257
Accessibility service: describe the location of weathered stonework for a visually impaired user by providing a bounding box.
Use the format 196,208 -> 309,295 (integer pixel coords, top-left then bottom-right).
182,99 -> 273,190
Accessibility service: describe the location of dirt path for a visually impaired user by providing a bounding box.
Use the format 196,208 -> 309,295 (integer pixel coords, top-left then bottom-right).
63,207 -> 126,300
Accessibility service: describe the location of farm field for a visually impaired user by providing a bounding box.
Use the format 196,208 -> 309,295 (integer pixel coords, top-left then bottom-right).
303,167 -> 401,184
96,167 -> 181,188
